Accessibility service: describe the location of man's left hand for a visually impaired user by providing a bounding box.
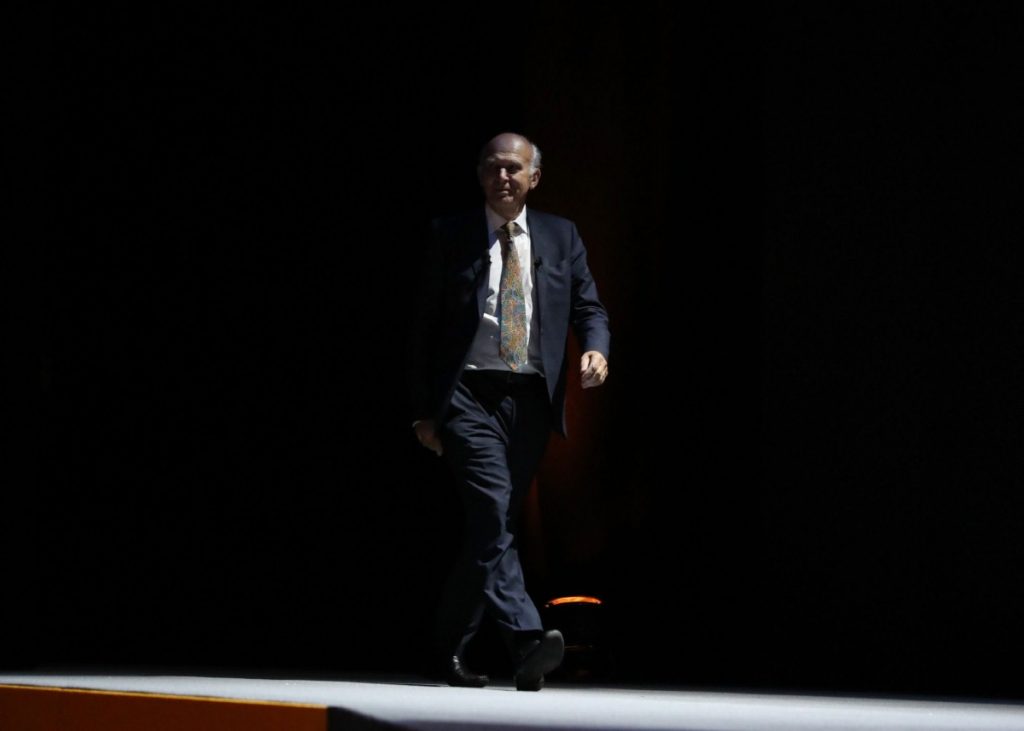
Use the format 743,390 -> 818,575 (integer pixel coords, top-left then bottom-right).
580,351 -> 609,389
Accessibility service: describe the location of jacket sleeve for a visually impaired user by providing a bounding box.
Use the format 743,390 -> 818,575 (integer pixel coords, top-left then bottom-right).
568,223 -> 611,359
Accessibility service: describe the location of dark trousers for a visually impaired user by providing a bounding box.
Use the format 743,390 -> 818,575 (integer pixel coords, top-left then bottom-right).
436,369 -> 552,657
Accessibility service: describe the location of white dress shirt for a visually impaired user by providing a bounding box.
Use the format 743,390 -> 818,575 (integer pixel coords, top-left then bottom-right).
464,205 -> 544,376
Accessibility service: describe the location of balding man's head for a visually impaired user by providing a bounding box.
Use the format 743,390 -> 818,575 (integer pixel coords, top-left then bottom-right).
477,133 -> 543,220
478,133 -> 543,175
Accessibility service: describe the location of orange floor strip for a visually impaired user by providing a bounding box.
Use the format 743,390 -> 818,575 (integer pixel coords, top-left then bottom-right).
0,684 -> 328,731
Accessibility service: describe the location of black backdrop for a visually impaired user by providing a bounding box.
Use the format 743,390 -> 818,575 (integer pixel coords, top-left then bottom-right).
29,3 -> 1024,701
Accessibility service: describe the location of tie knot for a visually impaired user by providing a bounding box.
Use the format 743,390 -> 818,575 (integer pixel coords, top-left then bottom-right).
500,221 -> 517,241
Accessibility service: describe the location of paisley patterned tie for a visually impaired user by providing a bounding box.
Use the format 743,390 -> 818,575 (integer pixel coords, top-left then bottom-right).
498,221 -> 528,370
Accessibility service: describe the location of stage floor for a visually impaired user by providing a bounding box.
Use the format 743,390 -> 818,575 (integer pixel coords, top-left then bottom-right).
3,669 -> 1024,730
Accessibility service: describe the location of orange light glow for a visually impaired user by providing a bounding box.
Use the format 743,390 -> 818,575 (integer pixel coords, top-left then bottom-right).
545,596 -> 603,607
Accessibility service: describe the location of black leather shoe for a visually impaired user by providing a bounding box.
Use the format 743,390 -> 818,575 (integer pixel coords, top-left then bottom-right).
444,655 -> 489,688
514,629 -> 564,691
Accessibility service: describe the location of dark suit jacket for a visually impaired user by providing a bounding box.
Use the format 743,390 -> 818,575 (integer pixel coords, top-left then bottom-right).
410,208 -> 610,437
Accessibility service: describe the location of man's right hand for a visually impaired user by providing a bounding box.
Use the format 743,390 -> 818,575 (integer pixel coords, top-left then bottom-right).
414,419 -> 444,456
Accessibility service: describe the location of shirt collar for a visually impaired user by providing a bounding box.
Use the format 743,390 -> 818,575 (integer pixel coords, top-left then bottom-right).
485,205 -> 530,237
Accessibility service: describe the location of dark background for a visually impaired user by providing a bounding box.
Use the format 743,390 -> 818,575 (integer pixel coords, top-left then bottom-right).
27,3 -> 1024,701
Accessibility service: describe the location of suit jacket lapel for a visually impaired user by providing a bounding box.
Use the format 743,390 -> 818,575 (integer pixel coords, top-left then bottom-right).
471,210 -> 492,317
526,209 -> 553,319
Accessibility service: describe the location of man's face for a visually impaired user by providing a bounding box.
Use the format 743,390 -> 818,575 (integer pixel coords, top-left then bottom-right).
478,136 -> 541,218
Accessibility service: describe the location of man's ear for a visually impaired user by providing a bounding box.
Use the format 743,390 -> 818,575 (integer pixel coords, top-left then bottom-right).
529,168 -> 542,190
